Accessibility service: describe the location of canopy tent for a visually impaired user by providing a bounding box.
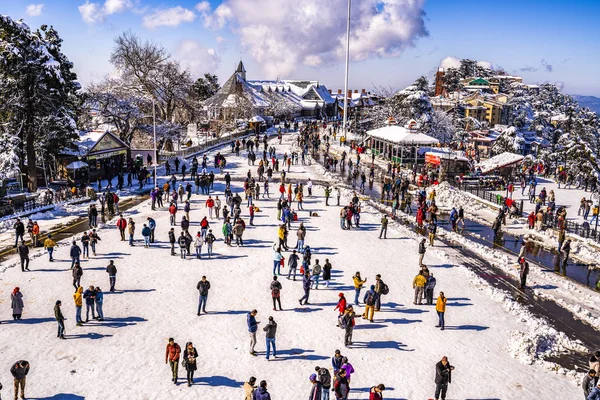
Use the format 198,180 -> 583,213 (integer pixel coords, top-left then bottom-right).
366,125 -> 439,164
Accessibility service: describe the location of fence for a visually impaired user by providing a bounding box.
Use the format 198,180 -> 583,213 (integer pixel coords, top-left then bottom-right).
544,212 -> 600,242
0,196 -> 53,219
449,181 -> 524,216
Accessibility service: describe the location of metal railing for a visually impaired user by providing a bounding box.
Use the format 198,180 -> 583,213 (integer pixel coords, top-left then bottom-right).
449,181 -> 524,216
159,129 -> 254,159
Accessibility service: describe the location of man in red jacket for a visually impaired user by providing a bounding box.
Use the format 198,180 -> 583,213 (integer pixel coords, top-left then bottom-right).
369,384 -> 385,399
116,215 -> 127,241
206,196 -> 215,218
169,203 -> 177,226
165,338 -> 181,384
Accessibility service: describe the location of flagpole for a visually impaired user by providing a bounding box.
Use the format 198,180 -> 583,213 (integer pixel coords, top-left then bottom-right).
342,0 -> 351,140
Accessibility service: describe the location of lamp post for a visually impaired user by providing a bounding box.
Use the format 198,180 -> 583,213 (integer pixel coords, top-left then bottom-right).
342,0 -> 351,141
152,99 -> 157,188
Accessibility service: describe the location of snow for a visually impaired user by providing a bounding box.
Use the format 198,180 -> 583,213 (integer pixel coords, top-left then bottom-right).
0,131 -> 585,399
366,125 -> 440,145
476,151 -> 524,174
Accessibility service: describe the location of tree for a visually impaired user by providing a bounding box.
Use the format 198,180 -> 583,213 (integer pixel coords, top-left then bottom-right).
430,110 -> 455,144
192,73 -> 220,101
492,127 -> 524,155
442,68 -> 462,93
0,18 -> 81,191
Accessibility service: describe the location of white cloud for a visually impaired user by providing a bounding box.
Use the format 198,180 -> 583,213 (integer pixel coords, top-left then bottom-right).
195,1 -> 210,13
477,60 -> 494,70
143,6 -> 196,29
215,36 -> 225,44
202,0 -> 428,78
78,0 -> 135,24
176,40 -> 221,76
440,56 -> 461,70
26,4 -> 44,17
78,1 -> 104,24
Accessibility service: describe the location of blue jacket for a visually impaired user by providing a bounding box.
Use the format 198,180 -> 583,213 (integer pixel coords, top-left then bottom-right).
588,387 -> 600,400
147,218 -> 156,229
247,313 -> 258,333
141,227 -> 151,237
252,387 -> 271,400
83,289 -> 96,305
95,291 -> 103,304
302,275 -> 312,290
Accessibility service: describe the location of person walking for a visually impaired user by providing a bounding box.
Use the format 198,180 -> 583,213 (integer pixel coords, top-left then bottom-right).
44,234 -> 56,262
312,260 -> 322,289
369,384 -> 386,399
183,342 -> 198,387
31,221 -> 40,247
73,286 -> 83,326
435,291 -> 447,330
165,338 -> 181,384
205,229 -> 216,257
374,274 -> 387,311
168,228 -> 176,256
263,316 -> 277,360
341,305 -> 356,347
434,356 -> 455,400
196,276 -> 210,315
54,300 -> 66,339
10,360 -> 29,400
299,273 -> 312,306
81,231 -> 90,259
518,257 -> 530,289
147,217 -> 156,243
323,259 -> 332,287
273,246 -> 284,276
270,276 -> 283,311
362,285 -> 377,322
584,369 -> 599,399
247,309 -> 260,356
69,241 -> 82,269
178,232 -> 187,259
287,250 -> 299,280
72,262 -> 83,291
335,293 -> 347,317
106,260 -> 117,292
333,369 -> 350,400
253,380 -> 271,400
194,232 -> 203,259
11,287 -> 24,320
17,241 -> 30,271
89,229 -> 101,256
83,286 -> 97,322
413,271 -> 427,305
425,273 -> 437,305
379,214 -> 388,239
309,373 -> 323,400
418,238 -> 427,265
352,272 -> 367,306
116,214 -> 127,241
13,218 -> 25,247
244,376 -> 257,400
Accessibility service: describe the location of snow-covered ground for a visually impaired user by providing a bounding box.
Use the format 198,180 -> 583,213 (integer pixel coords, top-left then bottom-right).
0,133 -> 584,399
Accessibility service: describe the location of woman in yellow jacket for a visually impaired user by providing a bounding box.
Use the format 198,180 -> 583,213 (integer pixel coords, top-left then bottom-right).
44,234 -> 56,262
296,191 -> 303,210
73,286 -> 83,326
352,272 -> 367,305
436,291 -> 447,330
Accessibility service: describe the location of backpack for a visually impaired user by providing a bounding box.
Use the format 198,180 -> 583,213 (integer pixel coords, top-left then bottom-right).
338,314 -> 347,329
382,283 -> 390,295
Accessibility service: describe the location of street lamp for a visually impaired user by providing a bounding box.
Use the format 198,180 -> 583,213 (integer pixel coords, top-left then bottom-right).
152,99 -> 157,188
342,0 -> 351,141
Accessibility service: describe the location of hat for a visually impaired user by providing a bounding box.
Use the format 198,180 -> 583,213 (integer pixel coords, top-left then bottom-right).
338,292 -> 344,297
309,374 -> 317,381
370,285 -> 375,290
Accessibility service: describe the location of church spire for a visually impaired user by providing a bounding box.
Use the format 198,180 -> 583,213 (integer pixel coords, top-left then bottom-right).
236,60 -> 246,80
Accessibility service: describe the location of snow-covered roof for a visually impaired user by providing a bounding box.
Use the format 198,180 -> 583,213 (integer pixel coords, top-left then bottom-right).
248,115 -> 265,123
476,152 -> 524,174
425,149 -> 469,162
366,125 -> 440,145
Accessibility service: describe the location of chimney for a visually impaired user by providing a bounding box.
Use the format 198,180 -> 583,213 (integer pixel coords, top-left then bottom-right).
361,89 -> 365,93
354,89 -> 358,93
338,89 -> 342,95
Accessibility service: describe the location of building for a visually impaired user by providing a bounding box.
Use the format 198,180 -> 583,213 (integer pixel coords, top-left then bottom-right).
434,68 -> 446,96
203,61 -> 337,120
463,92 -> 511,126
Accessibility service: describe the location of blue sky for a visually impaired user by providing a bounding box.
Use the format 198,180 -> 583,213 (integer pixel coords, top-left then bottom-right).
2,0 -> 599,96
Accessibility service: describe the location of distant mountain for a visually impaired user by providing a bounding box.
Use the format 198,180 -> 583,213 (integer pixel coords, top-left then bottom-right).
572,95 -> 600,115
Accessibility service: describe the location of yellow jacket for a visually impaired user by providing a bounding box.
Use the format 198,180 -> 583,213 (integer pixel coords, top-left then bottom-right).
277,227 -> 285,240
73,287 -> 83,307
44,238 -> 56,249
436,296 -> 447,312
413,275 -> 427,288
353,276 -> 366,289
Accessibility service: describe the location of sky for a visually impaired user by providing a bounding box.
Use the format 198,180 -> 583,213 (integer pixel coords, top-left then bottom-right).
1,0 -> 599,96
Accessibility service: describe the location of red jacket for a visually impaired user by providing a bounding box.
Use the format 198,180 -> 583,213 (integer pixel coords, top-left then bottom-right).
335,297 -> 347,314
165,343 -> 181,362
279,185 -> 285,193
206,199 -> 214,208
201,219 -> 209,228
169,205 -> 177,215
369,388 -> 383,400
116,218 -> 127,230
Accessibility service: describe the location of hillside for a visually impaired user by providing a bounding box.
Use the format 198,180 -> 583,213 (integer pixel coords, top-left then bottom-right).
572,95 -> 600,115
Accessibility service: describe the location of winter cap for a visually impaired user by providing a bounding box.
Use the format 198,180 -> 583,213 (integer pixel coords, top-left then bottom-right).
309,374 -> 317,381
338,293 -> 344,297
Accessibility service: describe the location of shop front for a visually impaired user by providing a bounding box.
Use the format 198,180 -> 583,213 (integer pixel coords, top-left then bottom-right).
86,131 -> 130,180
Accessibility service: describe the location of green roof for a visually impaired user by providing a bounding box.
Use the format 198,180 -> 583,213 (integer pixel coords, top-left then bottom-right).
469,78 -> 490,85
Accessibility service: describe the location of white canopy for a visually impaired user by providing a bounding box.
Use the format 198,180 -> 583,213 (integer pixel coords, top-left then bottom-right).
249,115 -> 265,123
476,152 -> 524,174
65,161 -> 89,169
366,125 -> 439,145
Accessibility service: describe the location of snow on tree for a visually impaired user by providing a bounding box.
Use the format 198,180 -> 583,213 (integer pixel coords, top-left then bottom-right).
0,17 -> 81,191
393,76 -> 433,132
264,91 -> 301,119
430,110 -> 455,143
191,73 -> 220,101
492,126 -> 524,155
0,129 -> 21,180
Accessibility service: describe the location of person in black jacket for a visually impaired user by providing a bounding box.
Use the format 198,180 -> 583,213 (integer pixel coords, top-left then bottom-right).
54,300 -> 66,339
196,276 -> 211,315
584,369 -> 598,398
168,228 -> 176,256
13,218 -> 25,248
10,360 -> 29,400
106,260 -> 117,292
492,217 -> 501,240
263,316 -> 277,360
434,356 -> 455,400
17,241 -> 30,272
72,263 -> 83,291
183,342 -> 198,387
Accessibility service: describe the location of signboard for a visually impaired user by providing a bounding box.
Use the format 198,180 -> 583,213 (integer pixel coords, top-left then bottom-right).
88,149 -> 127,160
